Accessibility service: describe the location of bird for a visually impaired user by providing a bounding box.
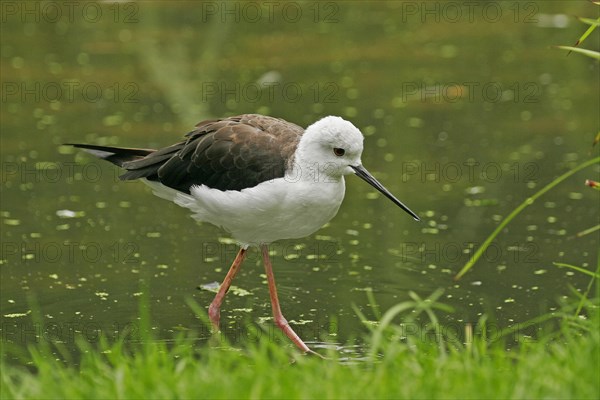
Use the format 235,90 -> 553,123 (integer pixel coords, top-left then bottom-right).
67,113 -> 419,354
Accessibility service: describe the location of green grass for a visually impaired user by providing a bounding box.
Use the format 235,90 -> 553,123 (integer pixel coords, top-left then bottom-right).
2,292 -> 599,400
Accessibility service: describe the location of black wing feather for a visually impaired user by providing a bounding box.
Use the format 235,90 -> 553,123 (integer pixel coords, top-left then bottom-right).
109,114 -> 303,193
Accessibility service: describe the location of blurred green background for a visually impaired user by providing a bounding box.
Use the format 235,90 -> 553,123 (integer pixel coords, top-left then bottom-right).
1,1 -> 598,355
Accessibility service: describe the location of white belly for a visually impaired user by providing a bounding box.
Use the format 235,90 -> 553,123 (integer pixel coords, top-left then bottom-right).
143,177 -> 345,247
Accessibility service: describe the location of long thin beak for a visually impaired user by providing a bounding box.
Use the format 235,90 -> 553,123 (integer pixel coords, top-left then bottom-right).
350,165 -> 420,221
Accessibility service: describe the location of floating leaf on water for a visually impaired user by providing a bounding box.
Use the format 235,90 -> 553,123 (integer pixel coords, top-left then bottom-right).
465,186 -> 485,195
186,279 -> 222,294
229,286 -> 251,297
56,209 -> 85,218
289,319 -> 313,325
3,311 -> 31,318
231,308 -> 252,313
95,291 -> 109,300
56,209 -> 76,218
568,192 -> 584,200
217,237 -> 236,245
315,235 -> 332,241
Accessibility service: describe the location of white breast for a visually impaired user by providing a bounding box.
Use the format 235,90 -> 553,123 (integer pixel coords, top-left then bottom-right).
143,176 -> 346,247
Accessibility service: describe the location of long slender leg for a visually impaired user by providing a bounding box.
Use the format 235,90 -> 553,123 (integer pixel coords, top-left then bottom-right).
261,244 -> 314,354
208,247 -> 247,330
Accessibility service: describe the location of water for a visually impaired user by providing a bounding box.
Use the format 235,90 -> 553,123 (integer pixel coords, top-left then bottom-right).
1,1 -> 598,358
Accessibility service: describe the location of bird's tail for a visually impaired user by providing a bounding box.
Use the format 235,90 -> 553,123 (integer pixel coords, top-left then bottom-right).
65,144 -> 156,167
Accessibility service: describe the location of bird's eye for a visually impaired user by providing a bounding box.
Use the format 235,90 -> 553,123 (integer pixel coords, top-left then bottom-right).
333,148 -> 345,157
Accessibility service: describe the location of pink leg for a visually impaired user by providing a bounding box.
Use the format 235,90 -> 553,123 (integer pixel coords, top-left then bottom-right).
261,244 -> 316,354
208,247 -> 247,330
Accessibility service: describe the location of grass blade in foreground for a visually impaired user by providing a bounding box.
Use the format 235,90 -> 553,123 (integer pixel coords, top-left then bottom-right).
454,156 -> 600,280
553,262 -> 600,278
555,45 -> 600,60
2,302 -> 599,399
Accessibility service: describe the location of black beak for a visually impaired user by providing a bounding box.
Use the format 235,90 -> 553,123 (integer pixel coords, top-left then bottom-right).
351,165 -> 420,221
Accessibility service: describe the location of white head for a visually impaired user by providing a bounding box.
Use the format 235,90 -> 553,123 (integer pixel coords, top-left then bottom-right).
294,116 -> 364,179
292,115 -> 420,221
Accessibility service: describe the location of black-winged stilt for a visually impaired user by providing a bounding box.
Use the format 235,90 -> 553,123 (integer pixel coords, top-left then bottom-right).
68,114 -> 419,354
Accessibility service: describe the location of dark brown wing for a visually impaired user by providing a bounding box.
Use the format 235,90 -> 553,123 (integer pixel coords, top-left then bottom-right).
120,114 -> 303,193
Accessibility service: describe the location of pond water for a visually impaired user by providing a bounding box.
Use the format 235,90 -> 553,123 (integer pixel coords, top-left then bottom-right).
1,1 -> 598,358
